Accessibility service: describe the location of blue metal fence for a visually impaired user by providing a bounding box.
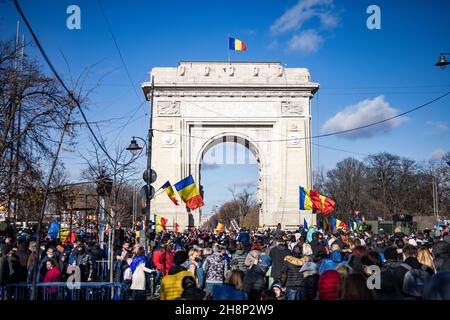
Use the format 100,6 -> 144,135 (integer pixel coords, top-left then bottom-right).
1,282 -> 122,301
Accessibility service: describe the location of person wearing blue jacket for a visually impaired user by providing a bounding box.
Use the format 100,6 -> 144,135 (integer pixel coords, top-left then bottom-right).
318,242 -> 347,273
213,269 -> 248,300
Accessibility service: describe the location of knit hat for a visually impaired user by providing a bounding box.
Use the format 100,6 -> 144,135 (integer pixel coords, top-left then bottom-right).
318,270 -> 341,300
174,250 -> 189,265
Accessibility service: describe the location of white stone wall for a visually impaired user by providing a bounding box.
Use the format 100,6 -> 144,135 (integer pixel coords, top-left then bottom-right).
142,61 -> 319,229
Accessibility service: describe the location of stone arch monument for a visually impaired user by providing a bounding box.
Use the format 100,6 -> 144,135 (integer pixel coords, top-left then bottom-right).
142,61 -> 319,229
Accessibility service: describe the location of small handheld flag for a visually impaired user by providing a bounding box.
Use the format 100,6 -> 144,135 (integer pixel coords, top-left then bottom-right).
303,218 -> 308,230
162,181 -> 179,206
229,37 -> 246,51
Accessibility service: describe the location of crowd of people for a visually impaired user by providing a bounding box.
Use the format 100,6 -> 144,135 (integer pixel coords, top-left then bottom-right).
1,222 -> 450,300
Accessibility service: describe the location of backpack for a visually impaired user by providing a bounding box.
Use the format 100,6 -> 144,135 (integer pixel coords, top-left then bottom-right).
400,263 -> 430,298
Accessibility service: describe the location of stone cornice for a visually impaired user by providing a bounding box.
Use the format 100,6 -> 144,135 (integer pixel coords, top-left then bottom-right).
142,83 -> 319,100
146,88 -> 315,99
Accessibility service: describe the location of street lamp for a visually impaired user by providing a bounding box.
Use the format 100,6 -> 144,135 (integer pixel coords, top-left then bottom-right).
126,138 -> 142,155
435,53 -> 450,69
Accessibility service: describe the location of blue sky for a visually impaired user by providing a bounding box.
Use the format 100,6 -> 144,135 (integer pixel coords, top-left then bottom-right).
1,0 -> 449,216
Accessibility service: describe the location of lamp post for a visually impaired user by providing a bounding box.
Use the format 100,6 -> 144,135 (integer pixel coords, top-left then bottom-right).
435,53 -> 450,69
127,76 -> 155,243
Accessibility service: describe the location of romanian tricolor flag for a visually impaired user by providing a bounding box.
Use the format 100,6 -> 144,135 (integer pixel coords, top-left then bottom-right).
155,215 -> 168,232
174,175 -> 204,210
162,181 -> 179,206
215,222 -> 224,233
229,37 -> 246,51
299,187 -> 335,214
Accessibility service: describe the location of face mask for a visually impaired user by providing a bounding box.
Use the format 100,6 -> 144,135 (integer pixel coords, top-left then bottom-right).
47,254 -> 54,258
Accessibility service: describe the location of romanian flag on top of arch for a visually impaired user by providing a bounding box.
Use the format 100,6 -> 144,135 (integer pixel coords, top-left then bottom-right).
229,37 -> 246,51
174,175 -> 204,210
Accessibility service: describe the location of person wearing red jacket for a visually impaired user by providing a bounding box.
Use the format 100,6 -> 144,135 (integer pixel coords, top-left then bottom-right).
44,259 -> 61,299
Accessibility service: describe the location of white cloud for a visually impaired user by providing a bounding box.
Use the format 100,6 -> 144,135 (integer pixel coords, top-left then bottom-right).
267,39 -> 279,50
434,121 -> 448,133
270,0 -> 334,35
322,95 -> 408,140
288,29 -> 324,53
425,121 -> 449,134
426,149 -> 447,161
269,0 -> 339,55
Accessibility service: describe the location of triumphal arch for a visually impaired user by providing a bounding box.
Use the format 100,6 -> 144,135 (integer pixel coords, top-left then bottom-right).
142,61 -> 319,229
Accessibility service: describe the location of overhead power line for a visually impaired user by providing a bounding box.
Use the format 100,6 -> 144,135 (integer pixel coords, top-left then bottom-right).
151,91 -> 450,143
96,0 -> 145,110
13,0 -> 125,165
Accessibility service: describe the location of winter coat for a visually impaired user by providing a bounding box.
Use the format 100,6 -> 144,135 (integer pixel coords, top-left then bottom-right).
318,251 -> 346,273
179,287 -> 207,300
269,244 -> 290,280
72,253 -> 94,281
152,248 -> 174,276
243,265 -> 267,300
281,255 -> 304,289
6,254 -> 21,284
213,284 -> 248,300
44,267 -> 61,294
130,262 -> 153,291
160,265 -> 194,300
297,273 -> 319,300
237,232 -> 250,245
373,264 -> 403,300
0,255 -> 9,285
204,252 -> 228,284
393,257 -> 433,298
231,250 -> 247,271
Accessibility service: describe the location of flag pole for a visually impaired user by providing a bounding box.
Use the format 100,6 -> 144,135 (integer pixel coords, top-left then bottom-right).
227,34 -> 230,63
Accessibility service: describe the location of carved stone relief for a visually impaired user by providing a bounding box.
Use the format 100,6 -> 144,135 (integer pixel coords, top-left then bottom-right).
281,101 -> 304,116
158,101 -> 180,116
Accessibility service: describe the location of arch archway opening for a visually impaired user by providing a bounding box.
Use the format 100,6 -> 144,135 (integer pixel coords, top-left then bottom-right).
199,136 -> 261,230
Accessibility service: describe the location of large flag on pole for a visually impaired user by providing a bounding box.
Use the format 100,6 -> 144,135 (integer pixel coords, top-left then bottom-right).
162,181 -> 179,206
299,187 -> 335,213
229,37 -> 246,51
174,175 -> 204,210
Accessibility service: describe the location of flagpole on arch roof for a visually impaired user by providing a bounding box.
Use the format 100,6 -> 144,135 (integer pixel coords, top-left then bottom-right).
227,34 -> 230,63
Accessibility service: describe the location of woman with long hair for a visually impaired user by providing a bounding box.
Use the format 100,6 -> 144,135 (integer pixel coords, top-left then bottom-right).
212,269 -> 247,300
340,273 -> 374,300
130,246 -> 155,300
417,247 -> 436,274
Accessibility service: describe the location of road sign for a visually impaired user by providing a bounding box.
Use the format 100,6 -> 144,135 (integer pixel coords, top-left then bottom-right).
143,169 -> 157,184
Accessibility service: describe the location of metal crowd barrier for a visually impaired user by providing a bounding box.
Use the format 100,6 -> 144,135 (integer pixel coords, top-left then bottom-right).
1,282 -> 122,301
96,260 -> 110,282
